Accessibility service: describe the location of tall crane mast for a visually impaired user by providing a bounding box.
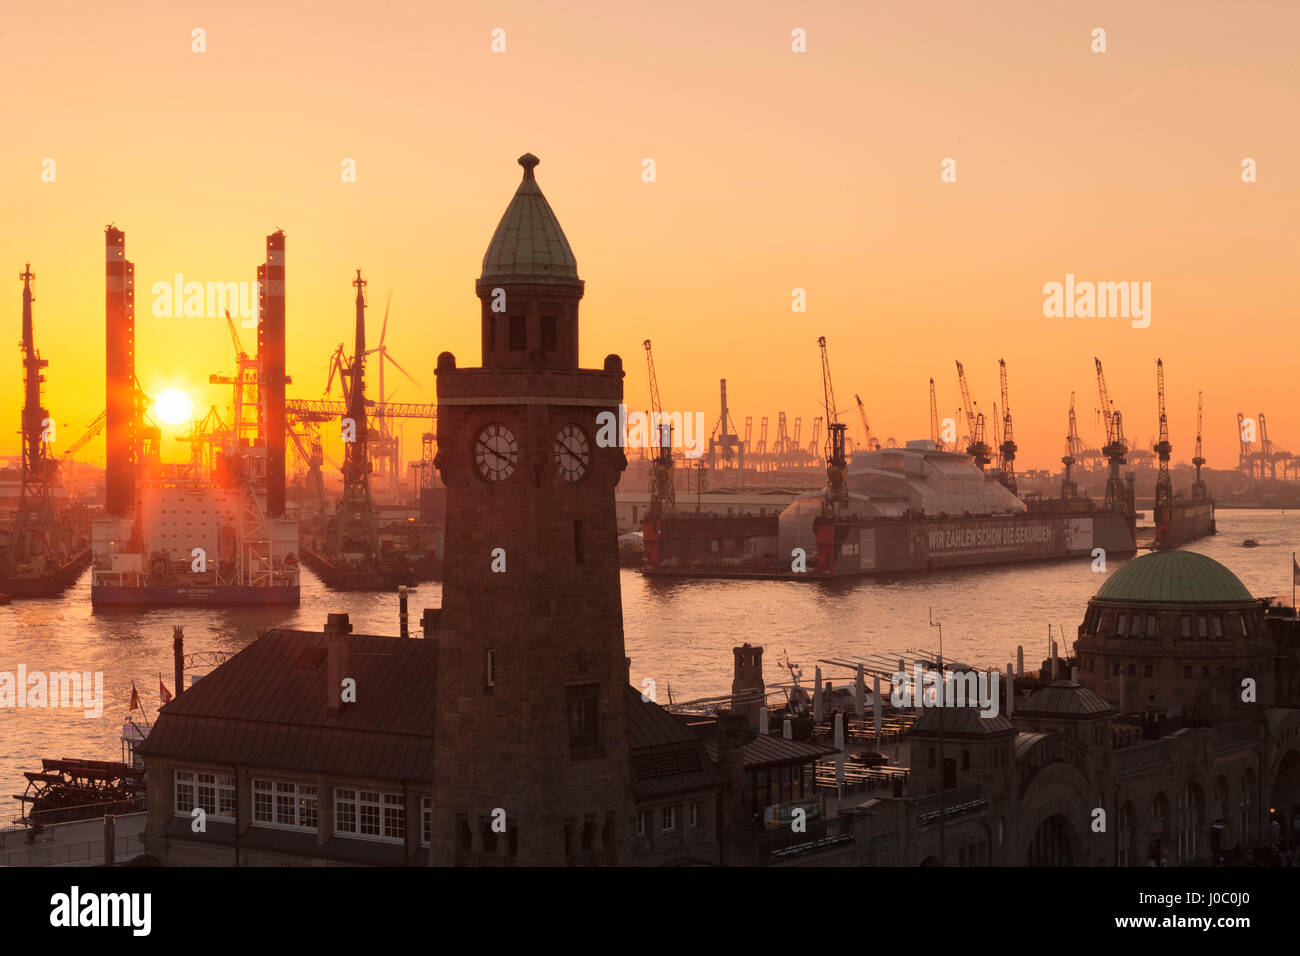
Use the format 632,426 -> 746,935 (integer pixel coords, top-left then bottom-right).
997,359 -> 1017,494
333,270 -> 380,561
1094,357 -> 1128,513
1061,392 -> 1080,500
818,336 -> 849,517
1153,359 -> 1174,547
929,378 -> 943,451
1192,392 -> 1207,499
955,360 -> 990,470
643,339 -> 675,514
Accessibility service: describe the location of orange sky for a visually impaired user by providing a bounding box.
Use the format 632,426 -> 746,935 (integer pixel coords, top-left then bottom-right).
1,0 -> 1297,472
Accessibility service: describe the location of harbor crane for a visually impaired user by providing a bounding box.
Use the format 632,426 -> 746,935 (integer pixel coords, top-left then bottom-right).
643,339 -> 675,515
929,379 -> 943,451
1192,393 -> 1208,500
1061,392 -> 1081,500
855,394 -> 880,452
818,336 -> 849,517
1153,359 -> 1174,547
1094,357 -> 1128,513
997,359 -> 1017,494
955,361 -> 990,470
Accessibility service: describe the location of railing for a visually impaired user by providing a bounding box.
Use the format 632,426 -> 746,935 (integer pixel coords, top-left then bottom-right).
758,814 -> 854,863
2,834 -> 141,868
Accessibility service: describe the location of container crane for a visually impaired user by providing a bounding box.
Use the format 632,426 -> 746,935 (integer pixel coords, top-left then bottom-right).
997,359 -> 1017,495
818,336 -> 849,517
955,361 -> 990,470
1094,357 -> 1128,513
643,339 -> 675,514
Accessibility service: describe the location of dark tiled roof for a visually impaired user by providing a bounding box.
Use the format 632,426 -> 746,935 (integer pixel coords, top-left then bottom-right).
136,629 -> 438,781
702,734 -> 839,770
910,706 -> 1016,736
627,687 -> 722,798
1019,680 -> 1115,717
626,686 -> 697,748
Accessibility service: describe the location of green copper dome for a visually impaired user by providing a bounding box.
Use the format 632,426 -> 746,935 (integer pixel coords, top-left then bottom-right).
480,153 -> 579,282
1095,550 -> 1254,605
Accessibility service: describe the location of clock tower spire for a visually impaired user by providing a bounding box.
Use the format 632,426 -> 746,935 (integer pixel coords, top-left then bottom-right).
429,154 -> 634,866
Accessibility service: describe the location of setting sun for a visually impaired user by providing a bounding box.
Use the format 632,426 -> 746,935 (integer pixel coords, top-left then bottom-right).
152,388 -> 194,426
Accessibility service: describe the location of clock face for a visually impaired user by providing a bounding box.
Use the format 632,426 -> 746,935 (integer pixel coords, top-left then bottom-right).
554,424 -> 592,482
474,423 -> 518,483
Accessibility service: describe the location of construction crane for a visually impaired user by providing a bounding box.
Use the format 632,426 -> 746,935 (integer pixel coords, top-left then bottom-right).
1061,392 -> 1081,500
929,379 -> 943,451
817,336 -> 849,517
854,394 -> 880,452
1192,393 -> 1207,500
58,411 -> 108,465
997,359 -> 1017,494
642,339 -> 675,515
1094,357 -> 1128,513
955,361 -> 990,470
1153,359 -> 1174,547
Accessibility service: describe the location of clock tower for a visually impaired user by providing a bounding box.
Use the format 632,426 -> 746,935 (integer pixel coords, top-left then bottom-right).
428,154 -> 635,865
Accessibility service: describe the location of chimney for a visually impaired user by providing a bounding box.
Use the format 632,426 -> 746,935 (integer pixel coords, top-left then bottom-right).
325,613 -> 352,715
399,586 -> 409,638
173,625 -> 184,699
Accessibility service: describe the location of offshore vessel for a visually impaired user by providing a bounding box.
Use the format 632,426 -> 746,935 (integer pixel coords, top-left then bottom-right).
91,476 -> 300,606
642,443 -> 1137,579
90,227 -> 299,607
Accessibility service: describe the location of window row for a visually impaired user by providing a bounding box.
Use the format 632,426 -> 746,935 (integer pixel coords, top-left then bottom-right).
174,771 -> 433,846
635,800 -> 703,838
1085,609 -> 1254,640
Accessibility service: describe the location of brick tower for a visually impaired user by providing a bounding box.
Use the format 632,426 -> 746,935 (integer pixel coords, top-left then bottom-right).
428,153 -> 635,865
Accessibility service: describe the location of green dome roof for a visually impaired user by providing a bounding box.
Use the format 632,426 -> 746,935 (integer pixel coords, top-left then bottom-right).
480,153 -> 579,282
1095,550 -> 1254,605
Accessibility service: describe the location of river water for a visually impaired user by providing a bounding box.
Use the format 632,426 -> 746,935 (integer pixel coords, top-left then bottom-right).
2,508 -> 1297,813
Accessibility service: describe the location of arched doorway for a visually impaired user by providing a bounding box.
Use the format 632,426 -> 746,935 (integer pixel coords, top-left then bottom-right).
1026,814 -> 1074,866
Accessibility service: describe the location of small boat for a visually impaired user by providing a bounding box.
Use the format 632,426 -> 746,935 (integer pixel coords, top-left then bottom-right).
1243,539 -> 1260,548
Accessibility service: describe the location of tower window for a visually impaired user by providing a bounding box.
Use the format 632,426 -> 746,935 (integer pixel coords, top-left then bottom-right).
509,315 -> 526,350
573,520 -> 585,565
567,684 -> 599,754
541,315 -> 557,351
485,649 -> 496,692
